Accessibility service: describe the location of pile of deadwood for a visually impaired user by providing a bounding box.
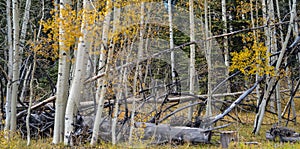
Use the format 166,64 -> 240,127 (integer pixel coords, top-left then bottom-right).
15,100 -> 214,145
13,81 -> 265,145
15,78 -> 292,145
266,125 -> 300,142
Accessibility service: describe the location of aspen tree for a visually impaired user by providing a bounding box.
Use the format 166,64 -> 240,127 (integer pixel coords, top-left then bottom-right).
188,0 -> 195,121
64,0 -> 90,145
53,0 -> 71,144
4,0 -> 13,132
91,0 -> 112,145
10,0 -> 21,132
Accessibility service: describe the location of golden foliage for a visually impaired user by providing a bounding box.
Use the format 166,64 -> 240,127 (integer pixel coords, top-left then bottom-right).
38,3 -> 106,59
230,40 -> 274,76
40,5 -> 83,55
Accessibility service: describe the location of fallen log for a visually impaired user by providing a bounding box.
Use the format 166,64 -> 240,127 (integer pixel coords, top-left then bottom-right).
266,126 -> 300,142
209,81 -> 260,125
17,96 -> 56,118
135,122 -> 211,144
281,136 -> 300,142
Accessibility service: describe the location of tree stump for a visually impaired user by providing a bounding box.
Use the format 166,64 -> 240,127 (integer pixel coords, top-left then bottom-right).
220,131 -> 238,148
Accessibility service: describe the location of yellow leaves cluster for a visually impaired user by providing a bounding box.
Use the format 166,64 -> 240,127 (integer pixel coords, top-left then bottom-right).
38,3 -> 107,59
230,41 -> 274,76
41,5 -> 83,54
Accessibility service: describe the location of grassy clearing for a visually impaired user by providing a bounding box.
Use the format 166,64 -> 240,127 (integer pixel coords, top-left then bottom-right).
1,118 -> 300,149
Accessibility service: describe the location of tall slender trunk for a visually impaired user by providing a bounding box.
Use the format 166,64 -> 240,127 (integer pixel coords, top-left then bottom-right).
268,0 -> 276,113
18,0 -> 32,103
5,0 -> 13,132
53,0 -> 71,144
288,0 -> 297,125
204,0 -> 212,118
90,0 -> 112,145
254,0 -> 269,128
188,0 -> 195,121
10,0 -> 20,132
250,0 -> 261,125
19,0 -> 32,54
168,0 -> 176,87
26,49 -> 36,146
221,0 -> 230,93
111,3 -> 121,145
64,0 -> 90,145
275,0 -> 284,125
250,0 -> 262,127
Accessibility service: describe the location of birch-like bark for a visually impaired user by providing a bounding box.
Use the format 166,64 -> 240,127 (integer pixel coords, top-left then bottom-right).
204,0 -> 212,118
90,0 -> 112,145
18,0 -> 32,103
10,0 -> 21,132
188,0 -> 195,121
253,0 -> 269,128
250,0 -> 262,120
221,0 -> 230,93
5,0 -> 13,132
53,0 -> 71,144
268,0 -> 276,113
19,0 -> 31,54
168,0 -> 176,87
275,0 -> 284,125
19,63 -> 32,103
111,4 -> 121,145
64,0 -> 90,145
289,0 -> 297,125
253,0 -> 296,134
26,50 -> 36,146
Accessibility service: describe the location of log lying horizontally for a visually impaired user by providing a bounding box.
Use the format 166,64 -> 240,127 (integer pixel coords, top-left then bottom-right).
266,126 -> 300,142
135,122 -> 211,144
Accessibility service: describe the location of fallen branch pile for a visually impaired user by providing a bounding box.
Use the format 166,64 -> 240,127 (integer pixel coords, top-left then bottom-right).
266,126 -> 300,142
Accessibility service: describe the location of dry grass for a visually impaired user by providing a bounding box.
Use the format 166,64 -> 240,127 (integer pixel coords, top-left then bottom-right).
1,95 -> 300,148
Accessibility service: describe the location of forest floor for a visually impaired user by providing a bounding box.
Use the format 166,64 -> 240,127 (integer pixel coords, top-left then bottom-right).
1,97 -> 300,148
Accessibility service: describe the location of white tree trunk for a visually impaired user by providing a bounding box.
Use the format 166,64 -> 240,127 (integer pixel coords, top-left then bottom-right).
53,0 -> 71,144
10,0 -> 21,132
18,0 -> 32,103
204,0 -> 212,118
289,0 -> 297,125
90,0 -> 112,145
168,0 -> 176,87
249,0 -> 262,127
19,64 -> 32,103
19,0 -> 31,54
221,0 -> 230,93
275,0 -> 284,125
26,50 -> 36,146
268,0 -> 276,113
188,0 -> 195,121
64,0 -> 90,145
111,4 -> 121,145
5,0 -> 13,132
254,0 -> 269,129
